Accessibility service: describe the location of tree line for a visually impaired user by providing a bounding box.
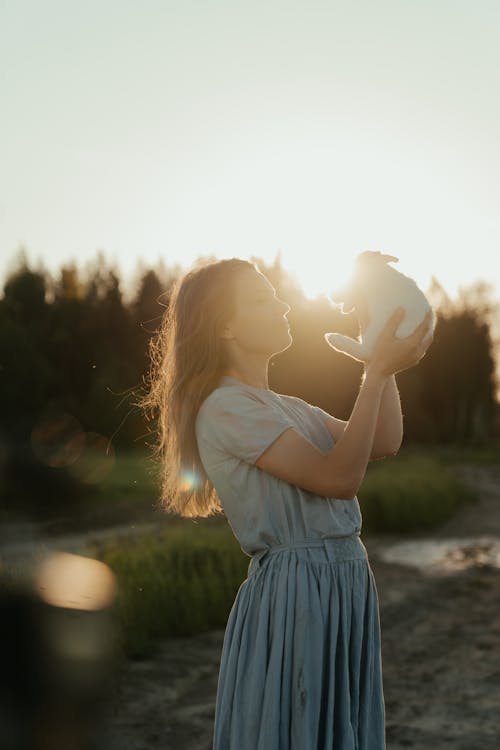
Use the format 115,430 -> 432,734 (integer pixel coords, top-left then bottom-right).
0,251 -> 498,517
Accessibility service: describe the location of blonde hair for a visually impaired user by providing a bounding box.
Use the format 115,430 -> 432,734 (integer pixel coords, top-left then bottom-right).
141,257 -> 257,518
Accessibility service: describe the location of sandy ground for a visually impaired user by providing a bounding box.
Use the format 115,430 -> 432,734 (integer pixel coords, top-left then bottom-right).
94,464 -> 500,750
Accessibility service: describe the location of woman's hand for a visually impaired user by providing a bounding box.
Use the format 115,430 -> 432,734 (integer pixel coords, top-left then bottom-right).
367,308 -> 434,377
356,299 -> 371,335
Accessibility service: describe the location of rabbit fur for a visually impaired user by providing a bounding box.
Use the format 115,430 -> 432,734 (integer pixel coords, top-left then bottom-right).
324,251 -> 436,361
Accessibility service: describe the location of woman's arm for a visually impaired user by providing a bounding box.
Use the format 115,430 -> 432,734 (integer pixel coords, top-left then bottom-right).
255,310 -> 432,499
256,366 -> 388,500
319,373 -> 402,461
368,373 -> 402,458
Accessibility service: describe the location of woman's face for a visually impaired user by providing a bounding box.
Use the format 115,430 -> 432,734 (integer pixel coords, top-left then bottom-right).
222,269 -> 292,356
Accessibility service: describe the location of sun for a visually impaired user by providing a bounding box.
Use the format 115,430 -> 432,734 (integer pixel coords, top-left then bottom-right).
281,248 -> 358,301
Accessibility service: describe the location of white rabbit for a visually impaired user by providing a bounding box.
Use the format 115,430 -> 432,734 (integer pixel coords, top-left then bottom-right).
324,251 -> 436,361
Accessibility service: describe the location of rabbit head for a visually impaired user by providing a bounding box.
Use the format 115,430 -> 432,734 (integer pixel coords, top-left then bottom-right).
329,251 -> 399,314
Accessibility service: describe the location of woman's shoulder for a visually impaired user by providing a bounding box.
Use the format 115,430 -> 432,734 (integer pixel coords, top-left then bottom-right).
278,393 -> 334,431
197,380 -> 326,429
195,382 -> 297,462
278,391 -> 317,415
196,383 -> 277,431
278,392 -> 306,407
199,382 -> 271,412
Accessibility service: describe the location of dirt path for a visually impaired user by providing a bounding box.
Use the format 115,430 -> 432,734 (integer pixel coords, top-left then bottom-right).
373,561 -> 500,748
99,464 -> 500,750
367,464 -> 500,748
0,519 -> 161,563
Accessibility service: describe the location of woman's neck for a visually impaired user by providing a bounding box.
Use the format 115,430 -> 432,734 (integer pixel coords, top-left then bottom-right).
222,363 -> 269,390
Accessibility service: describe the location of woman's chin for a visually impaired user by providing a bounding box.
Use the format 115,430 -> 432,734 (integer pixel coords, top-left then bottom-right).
274,329 -> 293,354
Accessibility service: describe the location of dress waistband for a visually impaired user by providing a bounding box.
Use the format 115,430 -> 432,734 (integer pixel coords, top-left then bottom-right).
247,533 -> 367,577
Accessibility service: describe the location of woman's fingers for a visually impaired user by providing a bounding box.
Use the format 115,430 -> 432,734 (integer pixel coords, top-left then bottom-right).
384,307 -> 405,336
419,309 -> 433,332
372,307 -> 434,375
381,308 -> 434,347
411,312 -> 434,363
356,300 -> 370,331
412,310 -> 434,344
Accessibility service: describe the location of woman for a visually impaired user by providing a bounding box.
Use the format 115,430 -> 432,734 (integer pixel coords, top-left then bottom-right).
143,257 -> 433,749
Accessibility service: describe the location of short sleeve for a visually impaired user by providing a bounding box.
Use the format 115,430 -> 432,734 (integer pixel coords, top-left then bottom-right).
310,404 -> 333,425
195,388 -> 295,465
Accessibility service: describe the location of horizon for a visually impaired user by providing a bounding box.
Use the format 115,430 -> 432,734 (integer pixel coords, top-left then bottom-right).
2,243 -> 498,311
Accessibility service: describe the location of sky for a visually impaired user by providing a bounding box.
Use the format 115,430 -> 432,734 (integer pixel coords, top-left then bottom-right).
1,0 -> 500,302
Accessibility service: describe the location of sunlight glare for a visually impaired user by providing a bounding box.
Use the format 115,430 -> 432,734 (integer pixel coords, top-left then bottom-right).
281,248 -> 358,301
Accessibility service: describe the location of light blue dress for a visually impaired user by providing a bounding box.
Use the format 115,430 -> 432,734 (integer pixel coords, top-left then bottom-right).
195,376 -> 386,749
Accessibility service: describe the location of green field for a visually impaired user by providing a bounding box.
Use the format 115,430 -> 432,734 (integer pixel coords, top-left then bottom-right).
2,444 -> 492,659
84,446 -> 482,658
358,448 -> 479,534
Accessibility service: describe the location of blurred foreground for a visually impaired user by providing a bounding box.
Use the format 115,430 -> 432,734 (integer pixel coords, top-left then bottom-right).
0,552 -> 119,750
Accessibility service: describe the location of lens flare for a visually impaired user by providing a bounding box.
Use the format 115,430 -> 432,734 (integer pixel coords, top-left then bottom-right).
31,412 -> 85,468
35,552 -> 116,611
68,432 -> 115,484
177,469 -> 202,492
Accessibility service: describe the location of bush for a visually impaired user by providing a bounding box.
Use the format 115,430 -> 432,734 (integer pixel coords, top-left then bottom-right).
93,521 -> 248,659
359,454 -> 478,534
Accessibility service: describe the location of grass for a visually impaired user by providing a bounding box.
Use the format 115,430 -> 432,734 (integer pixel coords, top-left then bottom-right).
30,449 -> 161,531
82,448 -> 158,509
91,521 -> 248,659
2,445 -> 489,658
0,447 -> 161,529
426,440 -> 500,467
86,448 -> 483,658
359,450 -> 478,534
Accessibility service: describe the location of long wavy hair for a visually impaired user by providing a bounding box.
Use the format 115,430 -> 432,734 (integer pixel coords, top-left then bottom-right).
140,257 -> 257,518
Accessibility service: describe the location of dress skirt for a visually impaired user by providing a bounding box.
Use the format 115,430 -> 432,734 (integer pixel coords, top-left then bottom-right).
212,534 -> 386,750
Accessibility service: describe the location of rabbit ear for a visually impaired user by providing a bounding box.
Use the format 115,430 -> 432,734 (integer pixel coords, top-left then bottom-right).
357,250 -> 399,265
379,253 -> 399,264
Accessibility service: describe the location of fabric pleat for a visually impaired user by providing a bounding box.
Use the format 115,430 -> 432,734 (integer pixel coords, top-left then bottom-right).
212,537 -> 386,750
